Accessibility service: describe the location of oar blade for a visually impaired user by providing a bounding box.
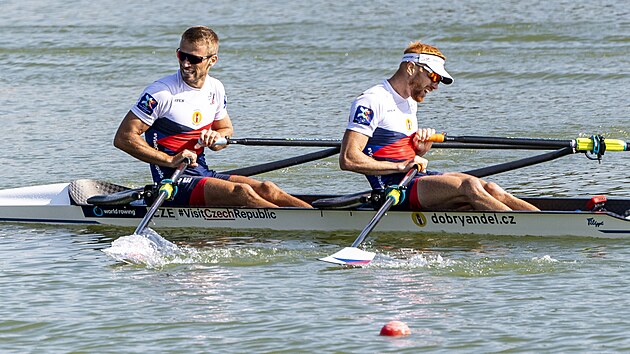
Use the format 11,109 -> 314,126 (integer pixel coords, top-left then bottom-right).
319,247 -> 376,266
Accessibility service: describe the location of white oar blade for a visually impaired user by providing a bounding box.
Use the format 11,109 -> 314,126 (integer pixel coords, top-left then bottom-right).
319,247 -> 376,266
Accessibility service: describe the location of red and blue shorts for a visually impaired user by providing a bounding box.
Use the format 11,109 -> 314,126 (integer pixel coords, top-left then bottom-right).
395,170 -> 442,211
164,172 -> 231,207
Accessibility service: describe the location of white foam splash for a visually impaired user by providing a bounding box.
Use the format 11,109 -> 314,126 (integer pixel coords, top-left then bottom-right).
532,254 -> 559,263
102,228 -> 183,268
374,252 -> 452,268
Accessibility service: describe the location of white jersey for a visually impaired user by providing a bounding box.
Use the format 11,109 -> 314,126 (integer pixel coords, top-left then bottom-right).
346,79 -> 418,161
132,70 -> 227,135
346,79 -> 419,189
130,70 -> 228,181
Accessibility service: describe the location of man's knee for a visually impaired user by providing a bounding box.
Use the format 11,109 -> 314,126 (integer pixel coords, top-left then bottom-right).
460,176 -> 486,195
235,182 -> 257,195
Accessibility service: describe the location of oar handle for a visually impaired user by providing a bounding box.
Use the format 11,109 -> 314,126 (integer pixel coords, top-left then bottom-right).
427,133 -> 446,143
213,137 -> 228,146
198,137 -> 229,147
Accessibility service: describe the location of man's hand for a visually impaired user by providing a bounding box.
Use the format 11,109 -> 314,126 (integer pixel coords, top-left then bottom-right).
404,156 -> 428,173
195,129 -> 223,148
171,149 -> 198,168
413,127 -> 436,156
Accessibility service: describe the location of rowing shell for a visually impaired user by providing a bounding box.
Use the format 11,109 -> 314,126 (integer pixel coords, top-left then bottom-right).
0,180 -> 629,238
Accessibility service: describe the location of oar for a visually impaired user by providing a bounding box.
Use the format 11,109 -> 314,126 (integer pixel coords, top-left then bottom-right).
213,137 -> 564,150
464,147 -> 575,178
216,135 -> 630,154
219,137 -> 341,147
319,165 -> 420,266
134,158 -> 191,235
220,147 -> 340,176
431,134 -> 630,153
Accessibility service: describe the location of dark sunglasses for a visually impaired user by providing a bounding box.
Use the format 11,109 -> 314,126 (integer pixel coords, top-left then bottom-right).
414,63 -> 442,83
176,48 -> 215,64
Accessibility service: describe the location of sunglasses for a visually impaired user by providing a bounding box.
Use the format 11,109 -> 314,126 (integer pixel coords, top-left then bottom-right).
176,48 -> 215,64
415,63 -> 442,83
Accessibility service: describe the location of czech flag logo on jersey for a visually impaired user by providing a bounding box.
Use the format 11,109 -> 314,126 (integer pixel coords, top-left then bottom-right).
137,93 -> 158,115
353,105 -> 374,126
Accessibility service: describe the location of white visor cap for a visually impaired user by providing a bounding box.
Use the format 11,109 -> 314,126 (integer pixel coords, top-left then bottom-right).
402,53 -> 454,85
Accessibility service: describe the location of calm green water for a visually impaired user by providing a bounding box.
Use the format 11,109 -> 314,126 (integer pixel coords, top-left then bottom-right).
1,0 -> 629,352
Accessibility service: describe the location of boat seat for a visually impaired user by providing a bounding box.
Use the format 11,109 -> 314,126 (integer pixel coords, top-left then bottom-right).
311,191 -> 372,209
68,179 -> 141,206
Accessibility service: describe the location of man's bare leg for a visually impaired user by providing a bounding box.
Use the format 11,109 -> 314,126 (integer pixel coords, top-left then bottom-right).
202,178 -> 278,208
229,175 -> 312,208
416,173 -> 512,211
482,181 -> 539,211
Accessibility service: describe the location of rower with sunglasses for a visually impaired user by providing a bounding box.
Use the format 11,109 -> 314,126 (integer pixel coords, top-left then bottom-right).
339,41 -> 539,211
114,26 -> 311,208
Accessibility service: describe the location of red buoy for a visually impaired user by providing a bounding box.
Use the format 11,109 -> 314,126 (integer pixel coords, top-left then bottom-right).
379,320 -> 411,336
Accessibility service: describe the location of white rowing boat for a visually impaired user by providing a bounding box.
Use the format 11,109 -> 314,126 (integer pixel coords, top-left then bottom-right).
1,179 -> 629,238
2,134 -> 628,264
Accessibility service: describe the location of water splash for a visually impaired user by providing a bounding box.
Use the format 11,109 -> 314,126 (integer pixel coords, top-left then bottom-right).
371,252 -> 453,269
361,249 -> 568,276
532,254 -> 559,263
102,228 -> 195,268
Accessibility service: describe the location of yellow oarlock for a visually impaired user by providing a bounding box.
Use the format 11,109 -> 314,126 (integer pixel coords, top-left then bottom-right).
158,179 -> 176,200
385,187 -> 403,206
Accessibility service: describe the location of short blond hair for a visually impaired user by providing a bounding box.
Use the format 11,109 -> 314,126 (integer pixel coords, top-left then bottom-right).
404,41 -> 446,60
181,26 -> 219,54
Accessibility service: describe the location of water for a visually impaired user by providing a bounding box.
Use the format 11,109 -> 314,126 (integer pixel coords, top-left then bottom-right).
1,0 -> 629,352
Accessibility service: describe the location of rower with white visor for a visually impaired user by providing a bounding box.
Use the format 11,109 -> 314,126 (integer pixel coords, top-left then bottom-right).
339,41 -> 539,211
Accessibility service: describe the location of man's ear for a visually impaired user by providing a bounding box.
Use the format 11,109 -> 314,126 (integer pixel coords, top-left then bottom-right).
405,62 -> 416,76
208,55 -> 218,67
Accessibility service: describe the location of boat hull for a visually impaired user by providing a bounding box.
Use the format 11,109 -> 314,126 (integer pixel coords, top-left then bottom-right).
0,204 -> 629,239
0,181 -> 629,238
